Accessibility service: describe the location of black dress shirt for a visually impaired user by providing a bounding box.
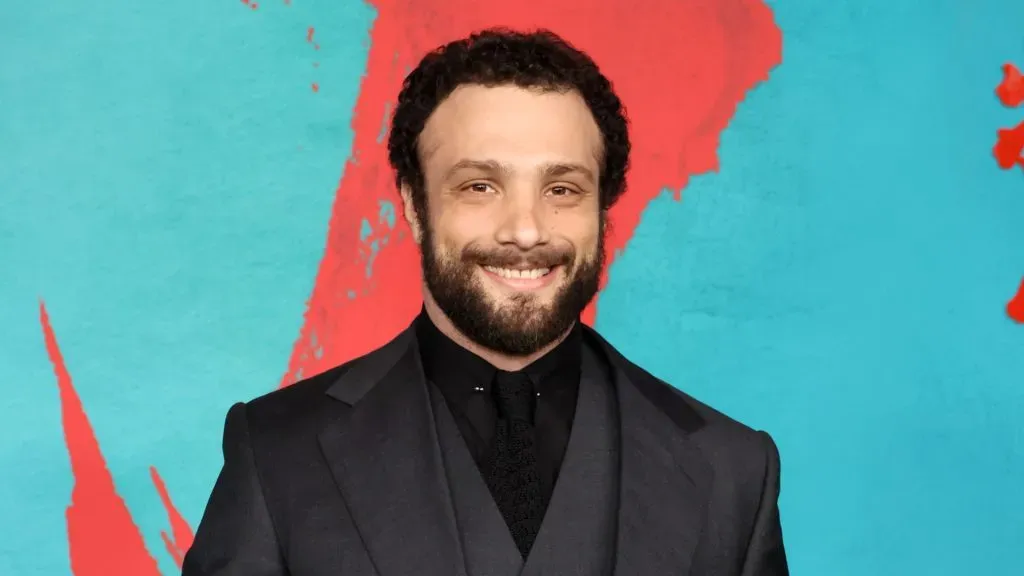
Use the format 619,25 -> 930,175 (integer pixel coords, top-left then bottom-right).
415,311 -> 582,500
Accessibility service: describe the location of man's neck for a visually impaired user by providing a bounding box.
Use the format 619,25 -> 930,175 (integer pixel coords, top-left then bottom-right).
422,294 -> 573,372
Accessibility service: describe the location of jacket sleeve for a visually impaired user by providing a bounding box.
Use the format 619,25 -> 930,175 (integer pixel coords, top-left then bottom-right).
182,402 -> 287,576
739,431 -> 789,576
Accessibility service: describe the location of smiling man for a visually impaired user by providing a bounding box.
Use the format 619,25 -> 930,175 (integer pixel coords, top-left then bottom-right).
184,28 -> 788,576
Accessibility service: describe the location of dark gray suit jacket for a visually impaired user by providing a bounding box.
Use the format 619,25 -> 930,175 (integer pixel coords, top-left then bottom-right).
182,324 -> 788,575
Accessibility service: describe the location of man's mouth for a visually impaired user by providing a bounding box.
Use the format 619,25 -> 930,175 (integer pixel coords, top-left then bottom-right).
481,265 -> 553,279
479,264 -> 560,290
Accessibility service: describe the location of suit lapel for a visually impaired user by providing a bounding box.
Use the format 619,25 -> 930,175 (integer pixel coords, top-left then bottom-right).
317,326 -> 466,576
584,329 -> 714,576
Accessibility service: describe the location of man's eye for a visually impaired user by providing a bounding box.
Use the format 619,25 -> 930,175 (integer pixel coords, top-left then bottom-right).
467,183 -> 494,193
548,186 -> 576,196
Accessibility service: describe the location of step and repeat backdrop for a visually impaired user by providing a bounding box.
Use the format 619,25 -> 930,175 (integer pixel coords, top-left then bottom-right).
2,0 -> 1023,574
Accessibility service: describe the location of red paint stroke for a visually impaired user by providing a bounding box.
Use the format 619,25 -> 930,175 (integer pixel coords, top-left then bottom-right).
39,301 -> 161,576
307,26 -> 315,43
150,466 -> 195,569
996,63 -> 1024,108
281,0 -> 782,385
312,82 -> 319,93
993,64 -> 1024,325
1007,278 -> 1024,323
994,120 -> 1024,171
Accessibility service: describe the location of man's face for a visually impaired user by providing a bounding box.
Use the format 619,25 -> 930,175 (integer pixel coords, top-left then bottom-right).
407,84 -> 605,356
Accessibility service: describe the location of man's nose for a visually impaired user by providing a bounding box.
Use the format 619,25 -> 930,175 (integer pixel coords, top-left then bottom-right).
495,191 -> 549,249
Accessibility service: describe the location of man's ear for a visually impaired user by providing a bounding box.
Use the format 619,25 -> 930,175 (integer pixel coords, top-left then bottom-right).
400,183 -> 423,244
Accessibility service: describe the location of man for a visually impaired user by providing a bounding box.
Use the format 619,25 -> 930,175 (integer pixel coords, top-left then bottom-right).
183,28 -> 788,576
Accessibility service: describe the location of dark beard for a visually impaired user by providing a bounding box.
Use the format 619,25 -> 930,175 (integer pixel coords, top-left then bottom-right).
420,225 -> 604,356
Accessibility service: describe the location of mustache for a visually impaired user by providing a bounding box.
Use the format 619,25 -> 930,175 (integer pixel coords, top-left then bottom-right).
461,245 -> 574,269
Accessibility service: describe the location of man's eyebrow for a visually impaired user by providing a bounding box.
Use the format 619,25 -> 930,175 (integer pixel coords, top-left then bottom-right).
541,162 -> 596,184
443,159 -> 597,184
443,159 -> 514,181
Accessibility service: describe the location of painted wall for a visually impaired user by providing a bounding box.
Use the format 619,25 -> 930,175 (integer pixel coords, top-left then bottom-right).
2,0 -> 1023,574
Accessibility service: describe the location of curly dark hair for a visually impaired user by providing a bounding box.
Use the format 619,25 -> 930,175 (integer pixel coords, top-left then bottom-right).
386,28 -> 631,220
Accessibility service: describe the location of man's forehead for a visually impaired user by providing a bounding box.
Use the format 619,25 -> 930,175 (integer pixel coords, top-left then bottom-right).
417,84 -> 602,163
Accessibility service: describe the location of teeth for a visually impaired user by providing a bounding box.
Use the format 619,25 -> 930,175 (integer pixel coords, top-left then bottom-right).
483,266 -> 551,280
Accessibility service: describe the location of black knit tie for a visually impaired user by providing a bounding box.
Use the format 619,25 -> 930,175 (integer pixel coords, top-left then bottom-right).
485,370 -> 546,557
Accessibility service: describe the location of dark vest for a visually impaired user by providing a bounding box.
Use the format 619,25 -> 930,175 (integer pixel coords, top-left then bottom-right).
427,345 -> 620,576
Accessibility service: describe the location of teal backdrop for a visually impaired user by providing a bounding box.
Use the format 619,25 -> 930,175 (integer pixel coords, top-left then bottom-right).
2,0 -> 1023,574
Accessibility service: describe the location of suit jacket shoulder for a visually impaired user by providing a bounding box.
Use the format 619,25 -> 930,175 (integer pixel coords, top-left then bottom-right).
585,327 -> 787,574
238,362 -> 342,444
242,328 -> 414,436
586,326 -> 780,490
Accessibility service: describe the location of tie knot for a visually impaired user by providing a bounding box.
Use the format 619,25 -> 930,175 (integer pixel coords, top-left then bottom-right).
492,370 -> 535,423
